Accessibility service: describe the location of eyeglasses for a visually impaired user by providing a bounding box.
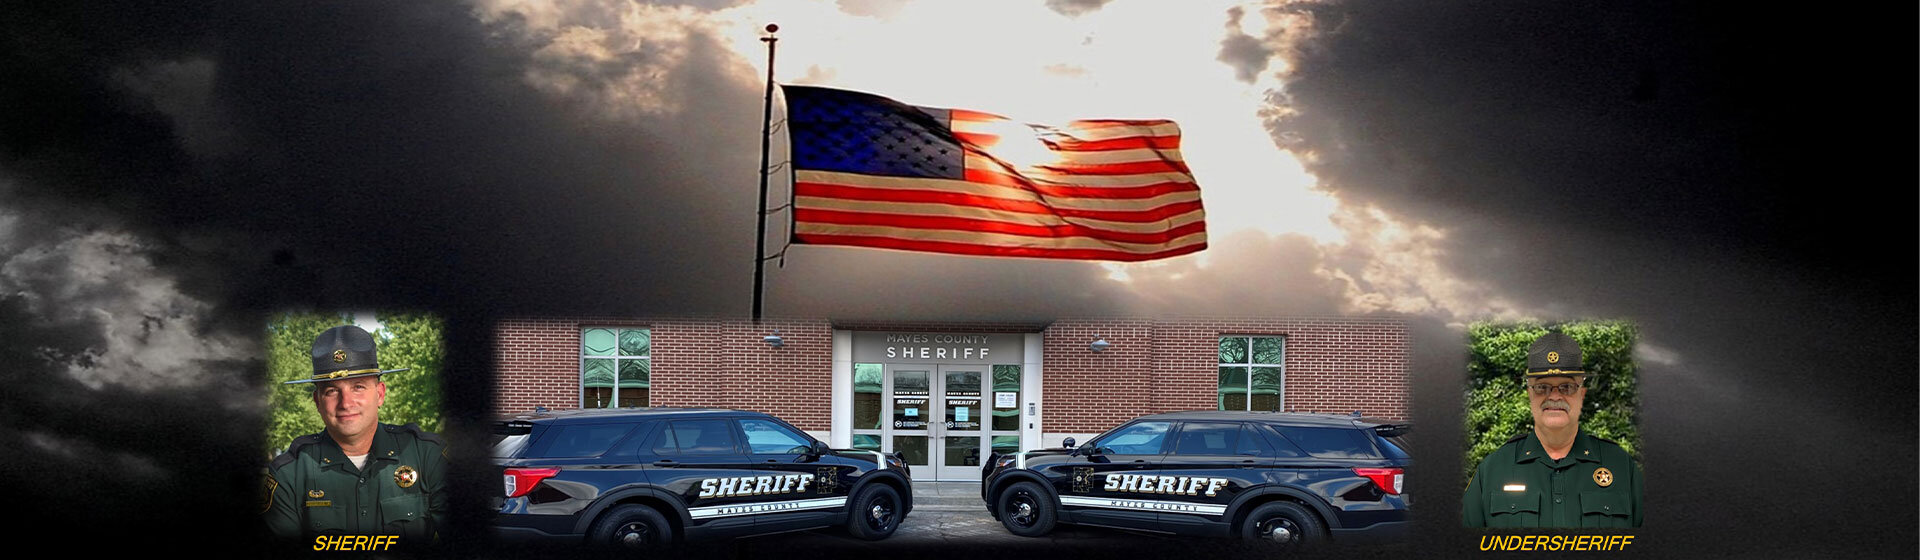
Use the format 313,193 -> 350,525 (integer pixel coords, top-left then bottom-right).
1526,382 -> 1584,397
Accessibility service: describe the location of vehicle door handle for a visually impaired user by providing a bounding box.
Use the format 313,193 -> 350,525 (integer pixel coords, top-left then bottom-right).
765,459 -> 780,463
652,460 -> 677,467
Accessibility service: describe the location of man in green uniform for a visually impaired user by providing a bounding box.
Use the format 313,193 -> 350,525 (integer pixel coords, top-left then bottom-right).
264,325 -> 446,540
1463,332 -> 1642,528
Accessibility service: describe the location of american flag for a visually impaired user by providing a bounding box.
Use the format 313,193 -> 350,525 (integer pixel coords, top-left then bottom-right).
782,85 -> 1205,261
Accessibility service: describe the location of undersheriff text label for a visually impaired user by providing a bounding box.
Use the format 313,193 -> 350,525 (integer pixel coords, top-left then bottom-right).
314,535 -> 398,551
1479,535 -> 1635,551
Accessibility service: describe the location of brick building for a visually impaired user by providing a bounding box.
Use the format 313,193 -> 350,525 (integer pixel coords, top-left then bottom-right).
494,316 -> 1408,481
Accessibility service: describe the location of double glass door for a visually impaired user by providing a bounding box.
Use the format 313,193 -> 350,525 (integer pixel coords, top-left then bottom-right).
887,364 -> 991,481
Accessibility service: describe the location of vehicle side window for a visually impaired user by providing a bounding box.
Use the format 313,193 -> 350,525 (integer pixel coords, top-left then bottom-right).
1256,424 -> 1306,458
1093,421 -> 1171,455
1276,426 -> 1378,459
602,421 -> 659,459
1236,424 -> 1274,456
739,418 -> 814,454
1171,422 -> 1240,456
534,424 -> 636,458
654,419 -> 740,456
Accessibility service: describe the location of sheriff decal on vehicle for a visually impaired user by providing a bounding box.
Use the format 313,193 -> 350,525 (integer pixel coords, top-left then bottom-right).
1102,474 -> 1232,497
697,473 -> 815,498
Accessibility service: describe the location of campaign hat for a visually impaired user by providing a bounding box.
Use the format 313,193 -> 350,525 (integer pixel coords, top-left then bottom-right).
1524,331 -> 1586,378
285,325 -> 409,384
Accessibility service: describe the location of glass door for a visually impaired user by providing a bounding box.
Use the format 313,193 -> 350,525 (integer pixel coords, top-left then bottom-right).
936,366 -> 986,481
885,366 -> 934,480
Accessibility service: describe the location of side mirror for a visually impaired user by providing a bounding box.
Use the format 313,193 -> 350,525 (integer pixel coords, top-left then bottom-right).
1079,443 -> 1101,456
810,440 -> 831,456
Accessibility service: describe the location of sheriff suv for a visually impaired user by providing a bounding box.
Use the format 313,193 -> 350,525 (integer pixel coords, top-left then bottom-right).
981,411 -> 1409,549
491,408 -> 912,547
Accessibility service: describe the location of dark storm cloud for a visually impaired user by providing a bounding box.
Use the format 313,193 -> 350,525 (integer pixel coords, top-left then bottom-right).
1244,0 -> 1912,554
0,0 -> 764,546
1216,6 -> 1270,83
1044,0 -> 1113,18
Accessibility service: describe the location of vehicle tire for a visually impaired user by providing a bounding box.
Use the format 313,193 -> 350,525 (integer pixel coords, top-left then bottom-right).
995,481 -> 1057,537
1240,501 -> 1323,551
588,504 -> 674,549
846,483 -> 903,540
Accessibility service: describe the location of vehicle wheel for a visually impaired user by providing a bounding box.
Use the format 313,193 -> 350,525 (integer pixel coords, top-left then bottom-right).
1240,502 -> 1323,551
995,481 -> 1057,537
588,505 -> 674,549
846,483 -> 903,540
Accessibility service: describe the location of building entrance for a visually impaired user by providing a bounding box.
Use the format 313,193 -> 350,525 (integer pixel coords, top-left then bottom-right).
845,331 -> 1033,482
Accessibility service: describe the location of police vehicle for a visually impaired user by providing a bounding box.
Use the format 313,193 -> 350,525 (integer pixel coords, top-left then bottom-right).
981,411 -> 1409,548
491,408 -> 912,547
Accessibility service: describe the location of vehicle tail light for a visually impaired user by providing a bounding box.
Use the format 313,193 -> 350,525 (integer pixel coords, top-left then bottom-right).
504,467 -> 559,498
1353,467 -> 1404,495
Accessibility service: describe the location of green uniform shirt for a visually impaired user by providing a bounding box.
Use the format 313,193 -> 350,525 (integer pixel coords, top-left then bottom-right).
264,423 -> 447,540
1463,430 -> 1642,528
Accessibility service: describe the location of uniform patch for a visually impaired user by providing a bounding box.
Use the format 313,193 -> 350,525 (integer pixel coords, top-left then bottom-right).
262,475 -> 278,514
1592,467 -> 1613,487
395,465 -> 418,488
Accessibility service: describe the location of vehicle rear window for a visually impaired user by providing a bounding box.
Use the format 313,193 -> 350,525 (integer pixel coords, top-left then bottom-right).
490,422 -> 544,458
654,419 -> 740,455
534,424 -> 636,458
1276,426 -> 1379,459
1377,434 -> 1411,461
1172,422 -> 1240,455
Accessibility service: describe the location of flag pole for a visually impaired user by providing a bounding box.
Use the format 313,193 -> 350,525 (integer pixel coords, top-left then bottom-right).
752,23 -> 779,323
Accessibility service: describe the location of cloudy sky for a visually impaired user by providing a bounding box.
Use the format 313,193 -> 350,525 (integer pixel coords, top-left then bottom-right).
0,0 -> 1910,554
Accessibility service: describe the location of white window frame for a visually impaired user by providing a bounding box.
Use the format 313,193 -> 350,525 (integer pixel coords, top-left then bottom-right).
580,327 -> 651,408
1218,335 -> 1285,412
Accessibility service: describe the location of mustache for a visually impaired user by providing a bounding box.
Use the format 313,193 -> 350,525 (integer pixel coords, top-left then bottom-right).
1541,401 -> 1572,411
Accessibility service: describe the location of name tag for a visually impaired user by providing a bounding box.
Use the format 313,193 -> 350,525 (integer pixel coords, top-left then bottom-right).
1501,484 -> 1526,492
305,500 -> 332,507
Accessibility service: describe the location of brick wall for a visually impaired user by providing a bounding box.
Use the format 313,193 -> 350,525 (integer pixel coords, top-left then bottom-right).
495,316 -> 1408,435
1148,317 -> 1409,426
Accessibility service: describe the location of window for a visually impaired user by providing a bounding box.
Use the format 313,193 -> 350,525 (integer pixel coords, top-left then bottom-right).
1218,336 -> 1284,412
535,424 -> 635,458
739,418 -> 814,454
1236,425 -> 1274,456
654,420 -> 739,455
1094,421 -> 1171,455
582,328 -> 650,408
1276,427 -> 1378,459
1172,422 -> 1240,456
991,365 -> 1021,431
852,363 -> 883,430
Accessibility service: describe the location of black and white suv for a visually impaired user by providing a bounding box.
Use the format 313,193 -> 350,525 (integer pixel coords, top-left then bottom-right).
491,408 -> 913,547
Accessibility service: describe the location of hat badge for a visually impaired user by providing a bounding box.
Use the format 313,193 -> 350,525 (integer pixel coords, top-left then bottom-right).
331,349 -> 347,363
1547,351 -> 1560,364
1593,467 -> 1614,487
